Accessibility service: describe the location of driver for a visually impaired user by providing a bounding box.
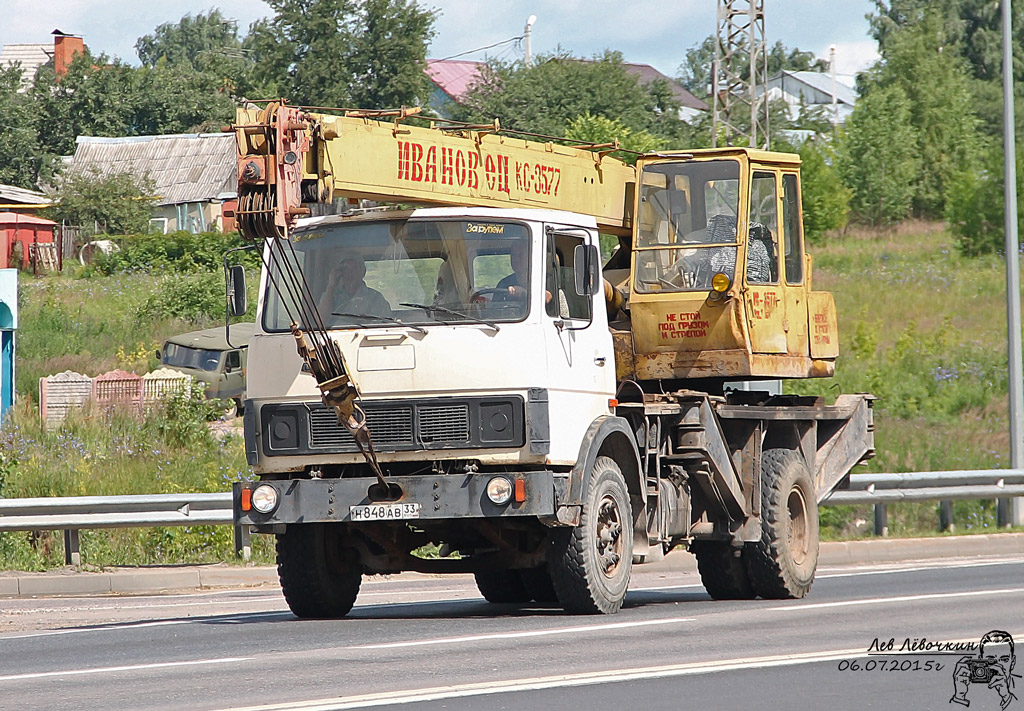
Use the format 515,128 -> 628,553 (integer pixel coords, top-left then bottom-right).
494,240 -> 528,302
318,252 -> 391,320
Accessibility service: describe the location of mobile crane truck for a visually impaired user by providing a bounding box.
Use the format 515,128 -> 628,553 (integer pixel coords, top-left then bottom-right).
230,102 -> 873,616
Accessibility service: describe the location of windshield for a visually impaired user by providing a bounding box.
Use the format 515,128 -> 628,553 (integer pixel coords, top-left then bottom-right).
163,344 -> 222,372
634,159 -> 740,292
263,218 -> 532,331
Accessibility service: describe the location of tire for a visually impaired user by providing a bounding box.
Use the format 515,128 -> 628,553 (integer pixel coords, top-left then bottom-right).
690,541 -> 755,600
549,456 -> 633,614
519,566 -> 559,603
474,570 -> 532,603
276,523 -> 362,618
744,448 -> 819,599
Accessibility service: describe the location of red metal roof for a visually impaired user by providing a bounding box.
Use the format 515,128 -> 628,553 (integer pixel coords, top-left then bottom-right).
426,59 -> 485,101
0,212 -> 56,226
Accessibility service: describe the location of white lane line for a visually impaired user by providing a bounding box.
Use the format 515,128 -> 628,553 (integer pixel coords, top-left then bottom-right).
351,616 -> 694,650
207,647 -> 868,711
0,656 -> 253,683
768,586 -> 1024,611
817,557 -> 1024,578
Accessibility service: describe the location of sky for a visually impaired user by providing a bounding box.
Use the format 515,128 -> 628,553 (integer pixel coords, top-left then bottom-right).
0,0 -> 880,82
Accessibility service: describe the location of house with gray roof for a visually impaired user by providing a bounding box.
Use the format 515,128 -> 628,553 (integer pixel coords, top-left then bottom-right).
66,133 -> 237,234
763,70 -> 858,127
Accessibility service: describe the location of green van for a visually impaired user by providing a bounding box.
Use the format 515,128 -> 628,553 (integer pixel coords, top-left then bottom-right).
160,323 -> 255,413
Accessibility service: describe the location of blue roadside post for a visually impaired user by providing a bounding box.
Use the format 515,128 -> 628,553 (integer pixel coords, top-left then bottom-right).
0,269 -> 18,424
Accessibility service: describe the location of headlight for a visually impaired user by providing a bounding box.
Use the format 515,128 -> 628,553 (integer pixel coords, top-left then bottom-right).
251,484 -> 280,513
485,476 -> 513,505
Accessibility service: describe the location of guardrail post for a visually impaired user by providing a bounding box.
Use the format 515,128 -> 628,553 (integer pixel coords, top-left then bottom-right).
874,504 -> 888,537
938,500 -> 955,532
234,524 -> 251,562
63,528 -> 80,566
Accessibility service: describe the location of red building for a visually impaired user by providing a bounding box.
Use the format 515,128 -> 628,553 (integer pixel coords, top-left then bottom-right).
0,212 -> 56,270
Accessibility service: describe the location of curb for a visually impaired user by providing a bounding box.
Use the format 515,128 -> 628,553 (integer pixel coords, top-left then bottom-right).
1,533 -> 1022,598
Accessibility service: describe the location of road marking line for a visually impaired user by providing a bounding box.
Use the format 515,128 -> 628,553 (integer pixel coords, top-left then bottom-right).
350,616 -> 695,650
0,656 -> 253,682
207,647 -> 869,711
768,586 -> 1024,611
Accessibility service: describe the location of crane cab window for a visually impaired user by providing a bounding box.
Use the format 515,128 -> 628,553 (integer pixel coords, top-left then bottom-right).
747,172 -> 779,285
633,159 -> 740,293
782,173 -> 804,284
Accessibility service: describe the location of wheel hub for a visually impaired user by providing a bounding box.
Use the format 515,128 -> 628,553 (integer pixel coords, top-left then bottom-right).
596,496 -> 624,576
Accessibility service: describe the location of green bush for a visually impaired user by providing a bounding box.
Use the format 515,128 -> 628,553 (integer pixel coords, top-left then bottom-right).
95,230 -> 258,274
134,271 -> 225,323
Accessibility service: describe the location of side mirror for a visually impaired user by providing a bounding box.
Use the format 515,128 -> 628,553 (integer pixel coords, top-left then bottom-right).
227,265 -> 248,317
573,244 -> 600,296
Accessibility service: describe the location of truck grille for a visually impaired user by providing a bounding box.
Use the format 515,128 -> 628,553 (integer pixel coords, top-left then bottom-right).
261,396 -> 525,457
308,403 -> 471,451
419,404 -> 470,442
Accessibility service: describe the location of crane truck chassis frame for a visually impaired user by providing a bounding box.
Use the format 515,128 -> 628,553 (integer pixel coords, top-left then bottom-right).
231,104 -> 874,616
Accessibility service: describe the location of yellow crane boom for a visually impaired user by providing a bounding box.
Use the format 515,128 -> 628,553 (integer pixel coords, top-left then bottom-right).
234,103 -> 636,238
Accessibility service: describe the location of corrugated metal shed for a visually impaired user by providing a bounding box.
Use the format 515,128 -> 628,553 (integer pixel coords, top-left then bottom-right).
0,43 -> 52,88
68,134 -> 236,206
0,184 -> 48,205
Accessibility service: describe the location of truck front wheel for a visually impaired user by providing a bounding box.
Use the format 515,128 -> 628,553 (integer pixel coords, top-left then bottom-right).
744,448 -> 819,599
549,456 -> 633,614
276,523 -> 362,618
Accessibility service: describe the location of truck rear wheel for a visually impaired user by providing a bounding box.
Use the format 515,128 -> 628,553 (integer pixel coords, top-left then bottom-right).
690,541 -> 755,600
549,456 -> 633,614
519,566 -> 558,603
473,570 -> 532,603
744,448 -> 819,599
276,523 -> 362,618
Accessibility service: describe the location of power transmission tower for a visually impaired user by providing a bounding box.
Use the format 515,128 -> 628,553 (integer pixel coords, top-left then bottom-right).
712,0 -> 769,148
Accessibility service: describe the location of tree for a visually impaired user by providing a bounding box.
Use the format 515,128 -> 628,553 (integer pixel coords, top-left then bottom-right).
837,84 -> 920,227
47,167 -> 157,236
862,10 -> 982,218
0,65 -> 47,189
797,139 -> 850,242
136,10 -> 243,70
456,50 -> 685,141
245,0 -> 436,108
945,142 -> 1024,255
29,49 -> 235,160
678,37 -> 828,100
564,113 -> 666,165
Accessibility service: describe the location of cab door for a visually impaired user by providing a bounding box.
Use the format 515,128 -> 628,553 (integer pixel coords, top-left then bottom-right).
780,172 -> 809,356
743,170 -> 787,353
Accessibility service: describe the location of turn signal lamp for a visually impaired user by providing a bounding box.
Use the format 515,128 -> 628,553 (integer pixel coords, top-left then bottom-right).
240,488 -> 253,512
513,479 -> 526,503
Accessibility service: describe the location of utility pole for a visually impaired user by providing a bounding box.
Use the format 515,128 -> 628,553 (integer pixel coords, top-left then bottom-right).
712,0 -> 769,148
829,44 -> 839,136
523,15 -> 537,67
999,0 -> 1024,527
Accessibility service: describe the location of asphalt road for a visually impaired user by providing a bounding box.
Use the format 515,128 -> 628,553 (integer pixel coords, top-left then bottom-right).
1,555 -> 1021,711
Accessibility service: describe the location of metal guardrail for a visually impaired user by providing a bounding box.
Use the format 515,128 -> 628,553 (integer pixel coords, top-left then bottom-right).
0,493 -> 246,565
821,469 -> 1024,536
0,470 -> 1020,565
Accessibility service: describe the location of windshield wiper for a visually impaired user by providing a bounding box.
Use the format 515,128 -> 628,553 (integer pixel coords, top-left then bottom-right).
330,311 -> 427,334
398,302 -> 500,332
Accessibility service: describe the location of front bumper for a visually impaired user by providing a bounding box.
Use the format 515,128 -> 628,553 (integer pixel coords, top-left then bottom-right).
235,471 -> 558,526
